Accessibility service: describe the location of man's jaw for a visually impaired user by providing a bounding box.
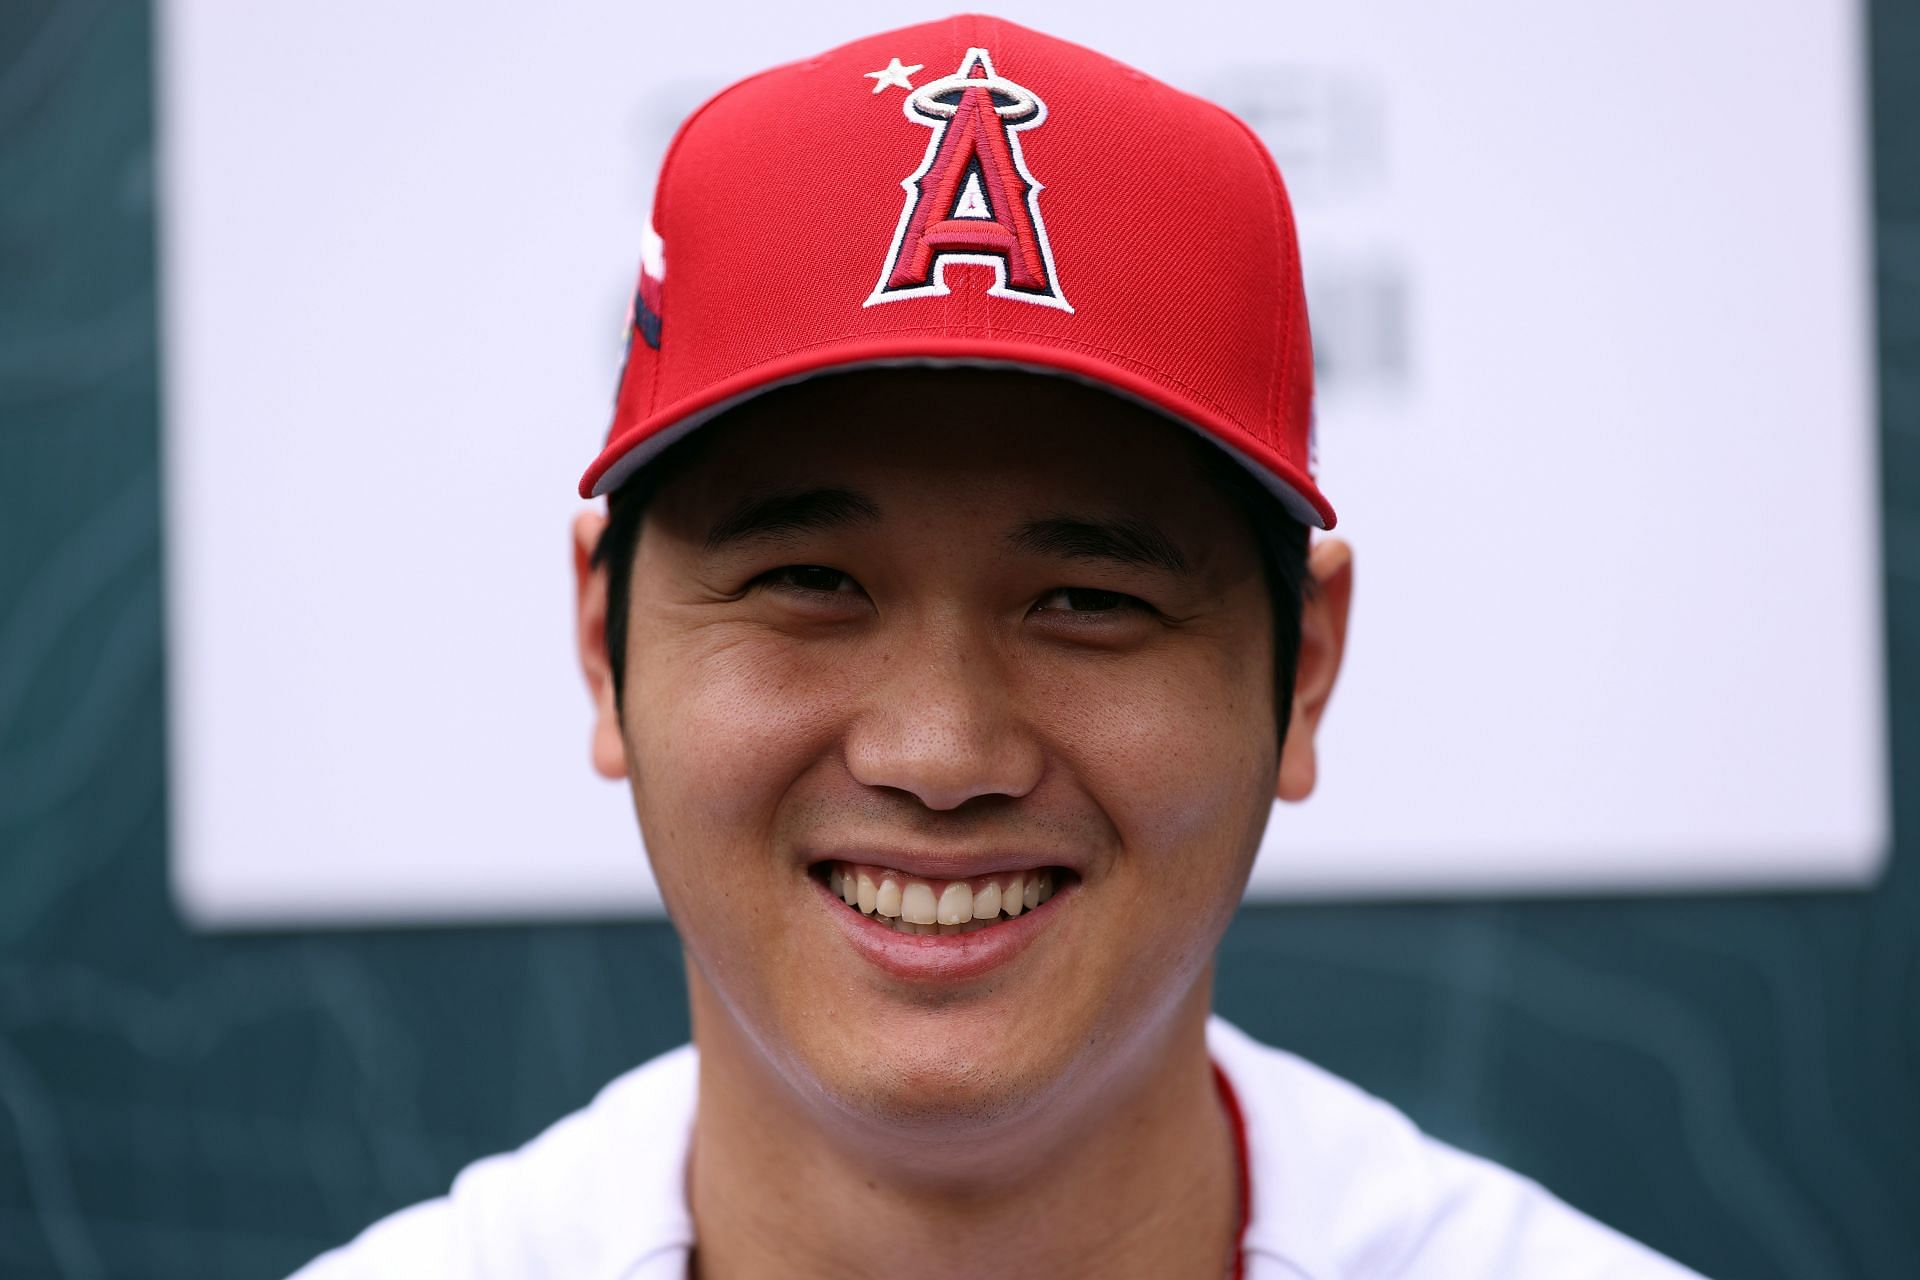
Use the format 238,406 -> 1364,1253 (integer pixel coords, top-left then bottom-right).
813,861 -> 1070,936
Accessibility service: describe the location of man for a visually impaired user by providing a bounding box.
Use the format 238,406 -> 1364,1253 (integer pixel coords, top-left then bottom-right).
298,15 -> 1705,1278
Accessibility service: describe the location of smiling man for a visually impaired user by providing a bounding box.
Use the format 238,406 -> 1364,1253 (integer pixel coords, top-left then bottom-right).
296,14 -> 1704,1280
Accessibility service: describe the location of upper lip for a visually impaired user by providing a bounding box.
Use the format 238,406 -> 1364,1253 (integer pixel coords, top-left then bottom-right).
806,848 -> 1081,881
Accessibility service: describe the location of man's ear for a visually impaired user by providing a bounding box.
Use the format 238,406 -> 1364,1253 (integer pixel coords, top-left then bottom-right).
573,511 -> 629,780
1277,537 -> 1354,803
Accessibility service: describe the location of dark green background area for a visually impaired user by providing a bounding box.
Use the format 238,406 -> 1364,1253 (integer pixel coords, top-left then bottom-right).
2,3 -> 1915,1277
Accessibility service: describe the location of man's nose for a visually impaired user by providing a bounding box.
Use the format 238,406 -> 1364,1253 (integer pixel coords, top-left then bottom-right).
843,620 -> 1045,812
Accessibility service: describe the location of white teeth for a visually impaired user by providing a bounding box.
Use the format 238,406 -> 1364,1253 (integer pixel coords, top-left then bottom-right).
901,883 -> 938,926
936,882 -> 972,925
827,863 -> 1064,929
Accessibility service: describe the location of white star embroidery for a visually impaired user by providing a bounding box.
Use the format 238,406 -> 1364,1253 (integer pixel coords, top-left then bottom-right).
864,57 -> 922,94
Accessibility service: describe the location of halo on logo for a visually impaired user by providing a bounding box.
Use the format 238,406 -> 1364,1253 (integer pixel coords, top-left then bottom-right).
903,63 -> 1042,123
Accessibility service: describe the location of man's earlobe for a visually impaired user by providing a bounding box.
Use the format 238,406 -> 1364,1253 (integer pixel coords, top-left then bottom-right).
1277,537 -> 1354,803
572,511 -> 629,780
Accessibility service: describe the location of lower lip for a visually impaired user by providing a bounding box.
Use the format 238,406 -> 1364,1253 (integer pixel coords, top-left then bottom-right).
812,873 -> 1071,983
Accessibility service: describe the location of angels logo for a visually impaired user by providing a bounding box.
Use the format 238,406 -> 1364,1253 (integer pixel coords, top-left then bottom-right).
866,47 -> 1072,312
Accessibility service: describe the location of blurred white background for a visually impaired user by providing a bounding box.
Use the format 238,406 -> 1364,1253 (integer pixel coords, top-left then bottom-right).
158,0 -> 1885,925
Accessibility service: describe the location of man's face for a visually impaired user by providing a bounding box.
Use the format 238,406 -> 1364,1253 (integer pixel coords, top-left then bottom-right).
605,370 -> 1282,1137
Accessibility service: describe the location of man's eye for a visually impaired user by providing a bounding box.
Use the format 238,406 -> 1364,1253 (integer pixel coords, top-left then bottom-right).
1033,587 -> 1146,615
755,565 -> 859,595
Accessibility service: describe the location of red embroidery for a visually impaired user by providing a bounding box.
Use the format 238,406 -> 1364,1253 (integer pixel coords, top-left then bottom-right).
868,47 -> 1070,311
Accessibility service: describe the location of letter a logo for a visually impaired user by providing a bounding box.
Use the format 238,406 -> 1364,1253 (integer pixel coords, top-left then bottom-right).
866,48 -> 1071,312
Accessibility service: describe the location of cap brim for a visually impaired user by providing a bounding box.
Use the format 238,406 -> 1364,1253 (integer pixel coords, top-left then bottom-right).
578,337 -> 1335,530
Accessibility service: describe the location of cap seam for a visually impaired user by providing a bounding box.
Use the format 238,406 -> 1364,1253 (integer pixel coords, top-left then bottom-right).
645,59 -> 808,420
1211,105 -> 1296,437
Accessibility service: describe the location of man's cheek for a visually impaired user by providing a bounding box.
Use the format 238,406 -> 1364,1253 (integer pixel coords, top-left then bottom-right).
1055,669 -> 1268,845
641,641 -> 856,825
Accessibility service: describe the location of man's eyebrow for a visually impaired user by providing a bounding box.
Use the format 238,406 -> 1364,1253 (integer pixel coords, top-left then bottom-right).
1006,515 -> 1193,577
703,486 -> 883,550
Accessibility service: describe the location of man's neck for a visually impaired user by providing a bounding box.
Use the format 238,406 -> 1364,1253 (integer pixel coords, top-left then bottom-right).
683,982 -> 1238,1280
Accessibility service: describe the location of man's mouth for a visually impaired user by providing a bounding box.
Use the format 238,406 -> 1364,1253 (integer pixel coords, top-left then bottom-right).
814,861 -> 1069,936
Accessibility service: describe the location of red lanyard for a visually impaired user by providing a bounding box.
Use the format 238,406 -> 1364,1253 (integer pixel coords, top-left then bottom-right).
1211,1062 -> 1252,1280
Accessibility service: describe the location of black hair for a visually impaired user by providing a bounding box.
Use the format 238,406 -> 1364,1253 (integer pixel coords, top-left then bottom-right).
591,417 -> 1314,755
590,426 -> 710,719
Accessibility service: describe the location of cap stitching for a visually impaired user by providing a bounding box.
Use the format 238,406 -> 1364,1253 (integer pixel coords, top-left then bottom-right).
1211,105 -> 1295,437
645,60 -> 806,419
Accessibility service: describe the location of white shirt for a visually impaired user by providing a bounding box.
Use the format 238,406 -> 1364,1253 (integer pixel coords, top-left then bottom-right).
292,1016 -> 1706,1279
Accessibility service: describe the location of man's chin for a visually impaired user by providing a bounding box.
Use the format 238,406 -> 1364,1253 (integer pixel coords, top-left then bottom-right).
805,1019 -> 1077,1142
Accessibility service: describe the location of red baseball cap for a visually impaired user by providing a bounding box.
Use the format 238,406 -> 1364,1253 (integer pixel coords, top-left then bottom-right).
580,13 -> 1335,530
